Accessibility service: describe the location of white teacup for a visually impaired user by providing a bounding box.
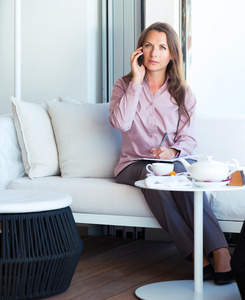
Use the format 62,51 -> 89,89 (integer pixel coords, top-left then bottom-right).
146,163 -> 174,176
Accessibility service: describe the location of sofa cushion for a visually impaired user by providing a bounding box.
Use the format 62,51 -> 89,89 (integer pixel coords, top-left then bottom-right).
209,166 -> 245,222
210,189 -> 245,222
46,100 -> 121,178
11,97 -> 60,179
9,175 -> 245,223
8,176 -> 153,218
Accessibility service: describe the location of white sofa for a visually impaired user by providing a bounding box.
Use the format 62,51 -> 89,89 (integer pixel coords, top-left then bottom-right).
1,97 -> 245,234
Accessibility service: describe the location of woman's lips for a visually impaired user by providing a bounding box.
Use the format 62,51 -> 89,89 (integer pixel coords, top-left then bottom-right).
149,60 -> 159,64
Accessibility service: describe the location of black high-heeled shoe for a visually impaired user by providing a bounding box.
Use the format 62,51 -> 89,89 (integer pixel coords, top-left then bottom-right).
203,264 -> 214,281
214,270 -> 234,285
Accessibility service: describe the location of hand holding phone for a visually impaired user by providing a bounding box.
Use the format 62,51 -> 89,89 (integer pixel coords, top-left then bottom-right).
130,47 -> 145,84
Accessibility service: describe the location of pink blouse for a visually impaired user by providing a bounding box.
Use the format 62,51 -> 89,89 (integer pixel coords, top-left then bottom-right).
109,76 -> 197,176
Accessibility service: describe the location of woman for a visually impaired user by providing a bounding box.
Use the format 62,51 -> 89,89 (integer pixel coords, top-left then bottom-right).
109,22 -> 233,285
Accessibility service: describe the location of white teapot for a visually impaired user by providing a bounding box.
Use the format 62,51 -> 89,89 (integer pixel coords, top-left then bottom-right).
179,156 -> 239,182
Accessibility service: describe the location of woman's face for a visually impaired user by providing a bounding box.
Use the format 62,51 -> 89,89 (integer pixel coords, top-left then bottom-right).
142,30 -> 172,74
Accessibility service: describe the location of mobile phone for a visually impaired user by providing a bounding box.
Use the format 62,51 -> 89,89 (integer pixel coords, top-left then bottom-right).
138,54 -> 144,66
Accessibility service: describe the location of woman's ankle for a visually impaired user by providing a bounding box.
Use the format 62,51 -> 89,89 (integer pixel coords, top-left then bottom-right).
213,248 -> 231,273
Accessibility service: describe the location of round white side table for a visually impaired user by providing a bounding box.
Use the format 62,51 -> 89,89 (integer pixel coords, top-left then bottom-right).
134,180 -> 244,300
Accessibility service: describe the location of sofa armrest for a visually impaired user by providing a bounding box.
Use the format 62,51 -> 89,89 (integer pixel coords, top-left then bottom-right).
0,114 -> 25,189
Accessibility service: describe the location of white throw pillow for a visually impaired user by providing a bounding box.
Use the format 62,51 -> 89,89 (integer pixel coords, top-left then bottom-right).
46,100 -> 121,178
11,97 -> 60,178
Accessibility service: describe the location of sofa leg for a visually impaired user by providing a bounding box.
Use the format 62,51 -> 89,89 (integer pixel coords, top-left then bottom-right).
106,226 -> 144,239
88,224 -> 106,236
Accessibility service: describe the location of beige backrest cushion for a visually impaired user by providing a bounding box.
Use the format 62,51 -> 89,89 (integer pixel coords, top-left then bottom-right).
195,112 -> 245,165
46,100 -> 121,178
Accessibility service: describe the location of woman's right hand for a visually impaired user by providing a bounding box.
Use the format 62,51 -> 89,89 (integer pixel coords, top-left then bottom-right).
130,47 -> 145,84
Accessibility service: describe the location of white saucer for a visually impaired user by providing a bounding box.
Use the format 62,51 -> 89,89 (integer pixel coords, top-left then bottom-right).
192,181 -> 229,188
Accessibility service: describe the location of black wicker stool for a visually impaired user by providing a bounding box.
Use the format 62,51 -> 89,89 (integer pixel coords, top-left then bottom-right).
0,190 -> 83,300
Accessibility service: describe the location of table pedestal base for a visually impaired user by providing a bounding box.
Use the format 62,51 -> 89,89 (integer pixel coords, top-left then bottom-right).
135,280 -> 241,300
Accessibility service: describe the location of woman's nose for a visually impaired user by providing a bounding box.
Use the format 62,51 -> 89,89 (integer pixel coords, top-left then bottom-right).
150,47 -> 158,57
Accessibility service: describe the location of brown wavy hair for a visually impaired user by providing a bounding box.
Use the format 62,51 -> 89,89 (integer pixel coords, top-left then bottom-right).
123,22 -> 190,124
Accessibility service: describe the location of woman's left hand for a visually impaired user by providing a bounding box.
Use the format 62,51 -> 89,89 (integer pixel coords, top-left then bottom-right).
151,147 -> 177,160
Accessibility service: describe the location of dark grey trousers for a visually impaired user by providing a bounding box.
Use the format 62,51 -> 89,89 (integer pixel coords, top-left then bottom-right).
116,160 -> 228,260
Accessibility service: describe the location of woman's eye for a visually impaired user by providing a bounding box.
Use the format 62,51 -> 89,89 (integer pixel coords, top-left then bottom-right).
145,44 -> 151,48
160,46 -> 167,50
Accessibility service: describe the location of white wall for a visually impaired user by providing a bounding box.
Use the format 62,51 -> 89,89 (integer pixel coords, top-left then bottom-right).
145,0 -> 180,36
0,0 -> 15,114
0,0 -> 102,114
191,0 -> 245,114
2,1 -> 244,115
